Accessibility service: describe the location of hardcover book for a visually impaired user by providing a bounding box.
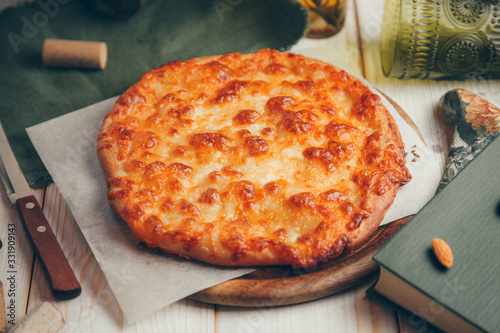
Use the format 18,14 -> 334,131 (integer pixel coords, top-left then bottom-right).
369,135 -> 500,333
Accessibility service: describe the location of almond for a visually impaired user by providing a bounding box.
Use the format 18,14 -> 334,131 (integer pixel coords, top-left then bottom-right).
432,238 -> 453,268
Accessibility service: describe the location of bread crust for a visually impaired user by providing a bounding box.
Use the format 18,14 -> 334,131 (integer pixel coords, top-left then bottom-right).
97,49 -> 411,268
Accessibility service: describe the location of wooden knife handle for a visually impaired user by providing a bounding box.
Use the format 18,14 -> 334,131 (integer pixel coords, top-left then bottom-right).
16,195 -> 81,300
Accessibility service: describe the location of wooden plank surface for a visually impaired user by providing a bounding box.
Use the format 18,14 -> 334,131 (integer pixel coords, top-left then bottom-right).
2,0 -> 500,332
214,279 -> 398,333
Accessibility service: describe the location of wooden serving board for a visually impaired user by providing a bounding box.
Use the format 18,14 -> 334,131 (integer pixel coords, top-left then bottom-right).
189,216 -> 411,307
189,97 -> 420,307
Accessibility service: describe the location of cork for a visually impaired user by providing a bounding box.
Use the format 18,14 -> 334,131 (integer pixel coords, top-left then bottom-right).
42,39 -> 108,69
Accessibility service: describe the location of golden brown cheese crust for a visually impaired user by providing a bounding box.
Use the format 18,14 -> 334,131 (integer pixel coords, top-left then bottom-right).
97,49 -> 411,268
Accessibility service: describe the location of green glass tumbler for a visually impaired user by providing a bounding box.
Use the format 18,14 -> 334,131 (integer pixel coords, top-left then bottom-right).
381,0 -> 500,79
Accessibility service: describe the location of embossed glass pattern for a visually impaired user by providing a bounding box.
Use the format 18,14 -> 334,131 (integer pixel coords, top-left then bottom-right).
381,0 -> 500,79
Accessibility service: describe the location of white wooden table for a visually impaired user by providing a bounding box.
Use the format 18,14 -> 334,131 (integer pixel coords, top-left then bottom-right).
1,0 -> 499,332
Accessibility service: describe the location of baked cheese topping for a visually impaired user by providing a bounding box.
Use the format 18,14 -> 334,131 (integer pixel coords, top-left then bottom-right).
97,49 -> 411,267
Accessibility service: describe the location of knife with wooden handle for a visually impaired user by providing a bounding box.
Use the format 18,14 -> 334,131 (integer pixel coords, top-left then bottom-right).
0,121 -> 81,300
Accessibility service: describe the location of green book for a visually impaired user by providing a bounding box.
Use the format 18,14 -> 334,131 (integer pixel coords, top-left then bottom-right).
370,135 -> 500,333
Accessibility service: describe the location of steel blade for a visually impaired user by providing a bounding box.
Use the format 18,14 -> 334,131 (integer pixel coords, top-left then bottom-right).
0,121 -> 32,204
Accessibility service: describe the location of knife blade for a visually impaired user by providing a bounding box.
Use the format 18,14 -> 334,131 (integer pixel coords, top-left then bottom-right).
0,121 -> 81,300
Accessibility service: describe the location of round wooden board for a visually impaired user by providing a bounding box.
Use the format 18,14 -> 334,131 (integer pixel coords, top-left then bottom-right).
189,215 -> 411,307
188,97 -> 420,307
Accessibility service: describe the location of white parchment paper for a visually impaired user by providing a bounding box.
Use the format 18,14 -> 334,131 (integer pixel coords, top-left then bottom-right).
26,50 -> 442,324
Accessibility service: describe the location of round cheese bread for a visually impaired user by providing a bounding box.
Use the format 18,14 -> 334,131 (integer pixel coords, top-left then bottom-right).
97,49 -> 411,268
